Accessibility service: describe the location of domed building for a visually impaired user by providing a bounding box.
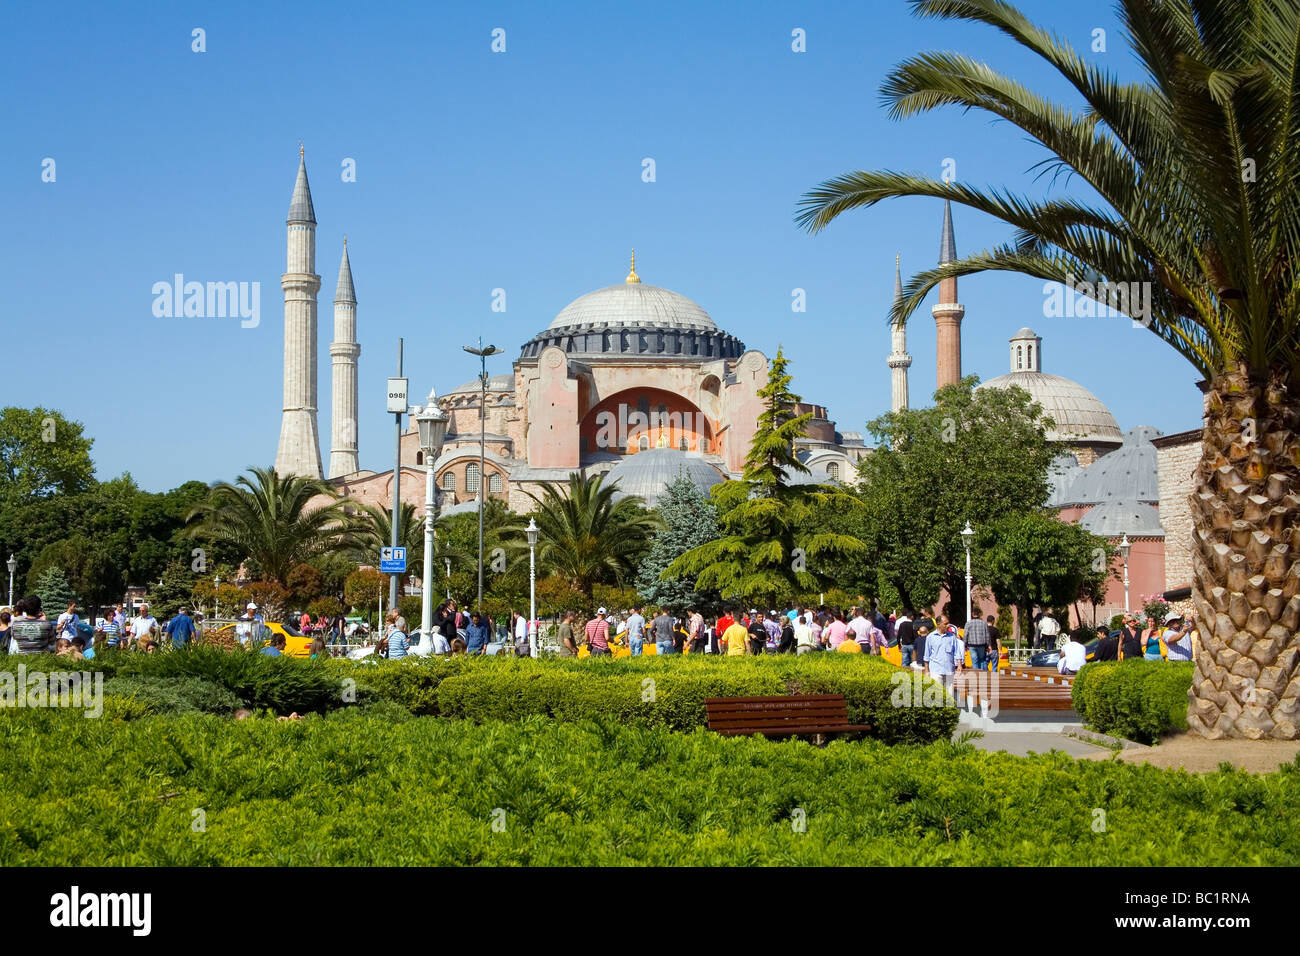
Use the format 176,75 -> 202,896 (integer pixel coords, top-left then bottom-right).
335,255 -> 866,515
978,328 -> 1123,464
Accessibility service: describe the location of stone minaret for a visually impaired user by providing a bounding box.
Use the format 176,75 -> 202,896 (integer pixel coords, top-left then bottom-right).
932,198 -> 966,389
275,147 -> 324,479
329,238 -> 360,478
887,254 -> 912,412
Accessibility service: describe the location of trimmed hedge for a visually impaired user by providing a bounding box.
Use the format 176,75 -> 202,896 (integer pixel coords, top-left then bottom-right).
434,655 -> 958,744
1072,660 -> 1194,744
103,676 -> 245,716
0,707 -> 1296,865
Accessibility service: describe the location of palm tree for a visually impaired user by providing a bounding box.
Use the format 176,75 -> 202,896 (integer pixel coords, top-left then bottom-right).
796,0 -> 1300,739
524,473 -> 661,599
186,467 -> 343,587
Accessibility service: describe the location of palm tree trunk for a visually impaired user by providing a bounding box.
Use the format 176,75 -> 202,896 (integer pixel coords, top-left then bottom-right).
1187,364 -> 1300,740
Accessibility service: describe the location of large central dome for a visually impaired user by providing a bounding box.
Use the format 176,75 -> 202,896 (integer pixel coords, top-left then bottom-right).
520,257 -> 745,361
548,282 -> 717,333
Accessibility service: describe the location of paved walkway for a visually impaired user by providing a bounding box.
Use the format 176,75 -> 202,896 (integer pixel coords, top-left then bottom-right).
957,729 -> 1112,759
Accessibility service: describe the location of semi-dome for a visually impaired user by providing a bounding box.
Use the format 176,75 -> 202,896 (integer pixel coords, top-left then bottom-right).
1078,498 -> 1164,537
1062,426 -> 1163,506
603,447 -> 724,507
977,328 -> 1123,446
520,258 -> 745,361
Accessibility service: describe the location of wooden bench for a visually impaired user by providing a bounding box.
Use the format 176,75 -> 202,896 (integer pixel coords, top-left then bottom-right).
704,694 -> 871,740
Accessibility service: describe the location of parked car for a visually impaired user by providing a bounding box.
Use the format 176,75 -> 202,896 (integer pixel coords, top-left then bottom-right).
213,621 -> 311,658
1027,639 -> 1100,668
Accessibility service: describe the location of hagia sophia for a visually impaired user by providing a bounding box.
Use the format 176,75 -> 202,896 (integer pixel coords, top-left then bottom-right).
273,151 -> 1201,623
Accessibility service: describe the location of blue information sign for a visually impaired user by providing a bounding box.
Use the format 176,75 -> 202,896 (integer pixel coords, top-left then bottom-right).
379,547 -> 407,574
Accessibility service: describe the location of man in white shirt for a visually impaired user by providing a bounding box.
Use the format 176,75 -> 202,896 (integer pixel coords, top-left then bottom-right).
130,604 -> 159,648
55,602 -> 82,646
624,607 -> 646,656
1163,612 -> 1195,662
794,614 -> 816,655
1058,630 -> 1088,675
1038,612 -> 1060,650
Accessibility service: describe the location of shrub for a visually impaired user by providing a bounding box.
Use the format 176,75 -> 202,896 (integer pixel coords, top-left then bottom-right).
1072,660 -> 1194,743
102,676 -> 245,716
0,707 -> 1296,866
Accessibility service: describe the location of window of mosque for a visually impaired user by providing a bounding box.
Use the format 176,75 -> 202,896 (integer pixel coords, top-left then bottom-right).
638,436 -> 649,451
1017,345 -> 1023,369
1027,344 -> 1034,368
679,437 -> 688,452
489,473 -> 502,493
416,451 -> 423,465
466,463 -> 480,492
828,462 -> 839,480
442,472 -> 456,491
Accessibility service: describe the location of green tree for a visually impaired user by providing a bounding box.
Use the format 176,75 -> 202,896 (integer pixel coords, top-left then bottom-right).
796,0 -> 1300,737
28,535 -> 123,613
524,473 -> 660,600
148,559 -> 196,621
31,566 -> 76,615
667,348 -> 865,604
0,408 -> 94,505
636,474 -> 723,615
975,511 -> 1109,651
853,378 -> 1059,619
185,467 -> 343,587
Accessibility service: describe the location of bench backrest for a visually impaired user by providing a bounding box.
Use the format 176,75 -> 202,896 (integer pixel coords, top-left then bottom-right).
704,694 -> 850,733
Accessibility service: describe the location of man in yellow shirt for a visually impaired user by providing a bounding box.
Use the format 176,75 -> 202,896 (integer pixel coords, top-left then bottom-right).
723,611 -> 750,656
836,636 -> 863,654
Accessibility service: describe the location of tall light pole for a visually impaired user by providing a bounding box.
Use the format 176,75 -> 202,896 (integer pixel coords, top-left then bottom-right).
527,517 -> 539,657
6,554 -> 16,608
387,339 -> 409,616
444,557 -> 451,599
960,520 -> 974,626
1119,533 -> 1132,615
214,574 -> 221,622
463,338 -> 501,611
416,393 -> 450,642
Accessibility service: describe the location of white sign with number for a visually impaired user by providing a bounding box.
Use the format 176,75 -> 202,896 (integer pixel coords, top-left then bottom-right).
387,378 -> 409,413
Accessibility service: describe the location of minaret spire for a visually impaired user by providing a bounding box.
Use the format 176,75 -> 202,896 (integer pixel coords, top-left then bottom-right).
275,148 -> 324,479
932,197 -> 966,390
329,238 -> 361,477
626,249 -> 641,284
887,254 -> 912,413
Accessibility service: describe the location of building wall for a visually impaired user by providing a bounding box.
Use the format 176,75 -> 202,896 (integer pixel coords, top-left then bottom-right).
1155,431 -> 1200,590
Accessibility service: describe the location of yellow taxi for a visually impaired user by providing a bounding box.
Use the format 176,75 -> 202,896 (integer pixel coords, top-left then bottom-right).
213,620 -> 312,658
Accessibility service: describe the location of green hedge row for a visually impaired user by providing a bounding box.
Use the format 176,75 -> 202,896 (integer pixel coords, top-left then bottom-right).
1072,660 -> 1194,744
0,707 -> 1295,865
434,656 -> 957,744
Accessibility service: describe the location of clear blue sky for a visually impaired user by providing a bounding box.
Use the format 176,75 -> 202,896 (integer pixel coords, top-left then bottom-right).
0,0 -> 1201,492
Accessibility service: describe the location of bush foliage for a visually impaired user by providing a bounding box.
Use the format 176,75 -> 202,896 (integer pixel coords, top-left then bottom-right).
0,707 -> 1296,866
1072,660 -> 1194,744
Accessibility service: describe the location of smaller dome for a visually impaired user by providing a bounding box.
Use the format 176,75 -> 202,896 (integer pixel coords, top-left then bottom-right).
446,373 -> 513,396
1079,498 -> 1164,538
1046,452 -> 1083,507
1012,327 -> 1038,339
1063,425 -> 1163,506
603,448 -> 723,506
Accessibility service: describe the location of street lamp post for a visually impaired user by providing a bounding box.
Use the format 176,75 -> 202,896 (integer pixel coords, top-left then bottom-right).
416,394 -> 450,644
6,554 -> 16,608
526,517 -> 539,657
1119,533 -> 1132,615
463,338 -> 502,612
444,557 -> 451,599
960,521 -> 974,626
214,574 -> 220,622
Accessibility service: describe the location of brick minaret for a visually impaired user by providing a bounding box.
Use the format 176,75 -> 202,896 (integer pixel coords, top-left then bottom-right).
887,254 -> 912,412
932,198 -> 965,389
275,147 -> 324,479
329,238 -> 360,478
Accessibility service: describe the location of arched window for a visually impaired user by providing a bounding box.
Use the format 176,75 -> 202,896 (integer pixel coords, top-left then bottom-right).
442,471 -> 456,491
1017,345 -> 1023,369
828,462 -> 840,480
466,463 -> 481,493
1027,344 -> 1034,369
638,435 -> 649,451
679,437 -> 688,451
415,451 -> 423,465
489,472 -> 502,493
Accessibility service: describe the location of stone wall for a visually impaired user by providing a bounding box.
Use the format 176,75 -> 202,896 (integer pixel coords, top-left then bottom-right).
1155,429 -> 1201,591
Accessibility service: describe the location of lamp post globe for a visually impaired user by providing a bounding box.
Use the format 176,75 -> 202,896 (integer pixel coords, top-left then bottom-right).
1118,533 -> 1132,614
415,394 -> 450,643
6,554 -> 15,608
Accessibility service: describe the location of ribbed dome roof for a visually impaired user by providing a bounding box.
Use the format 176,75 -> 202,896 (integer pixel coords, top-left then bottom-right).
1062,426 -> 1163,505
446,373 -> 513,396
1079,498 -> 1164,537
603,448 -> 723,507
978,371 -> 1123,445
1046,452 -> 1083,507
548,282 -> 718,333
